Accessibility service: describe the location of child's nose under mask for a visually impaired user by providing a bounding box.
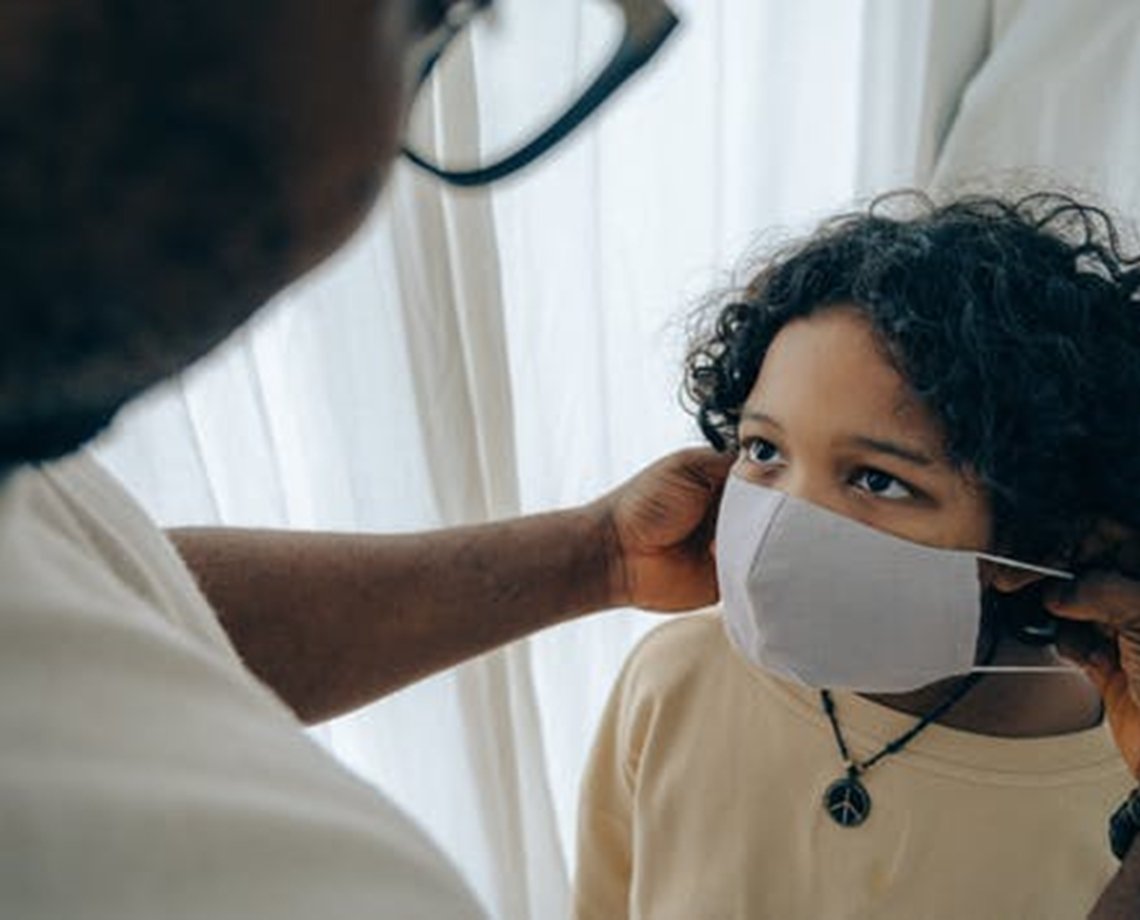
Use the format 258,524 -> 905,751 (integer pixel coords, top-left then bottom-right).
716,475 -> 1076,693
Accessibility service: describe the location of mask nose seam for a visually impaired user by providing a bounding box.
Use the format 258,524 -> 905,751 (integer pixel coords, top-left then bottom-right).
741,482 -> 789,583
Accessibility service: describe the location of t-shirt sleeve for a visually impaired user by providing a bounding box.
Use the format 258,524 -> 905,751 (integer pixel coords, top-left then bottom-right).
0,456 -> 489,920
572,629 -> 664,920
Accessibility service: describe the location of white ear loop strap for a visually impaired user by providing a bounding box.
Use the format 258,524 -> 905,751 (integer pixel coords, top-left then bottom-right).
971,664 -> 1080,673
972,552 -> 1077,672
974,551 -> 1074,581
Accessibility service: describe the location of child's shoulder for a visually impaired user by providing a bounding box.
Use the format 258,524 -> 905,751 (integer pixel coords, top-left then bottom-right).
618,610 -> 731,699
632,609 -> 726,659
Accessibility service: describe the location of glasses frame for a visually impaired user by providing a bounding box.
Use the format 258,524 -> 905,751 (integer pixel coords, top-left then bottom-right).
402,0 -> 681,187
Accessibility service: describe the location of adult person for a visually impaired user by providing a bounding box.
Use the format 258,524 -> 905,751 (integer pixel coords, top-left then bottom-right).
0,2 -> 729,917
1,3 -> 1138,919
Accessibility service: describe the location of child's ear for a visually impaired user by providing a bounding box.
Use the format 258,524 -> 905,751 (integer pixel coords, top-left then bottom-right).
992,568 -> 1046,593
979,559 -> 1047,593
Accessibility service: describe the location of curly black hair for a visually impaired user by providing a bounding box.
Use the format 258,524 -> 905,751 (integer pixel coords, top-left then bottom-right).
684,191 -> 1140,565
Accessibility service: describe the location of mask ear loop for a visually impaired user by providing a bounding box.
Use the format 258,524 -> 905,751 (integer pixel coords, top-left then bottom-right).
975,551 -> 1073,581
1006,582 -> 1061,646
973,584 -> 1080,673
975,550 -> 1072,650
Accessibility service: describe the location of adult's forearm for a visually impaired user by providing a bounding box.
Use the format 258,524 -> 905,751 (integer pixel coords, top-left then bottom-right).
1090,843 -> 1140,918
169,507 -> 618,723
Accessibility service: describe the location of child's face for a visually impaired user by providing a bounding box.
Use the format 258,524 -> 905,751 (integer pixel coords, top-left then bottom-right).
734,305 -> 992,553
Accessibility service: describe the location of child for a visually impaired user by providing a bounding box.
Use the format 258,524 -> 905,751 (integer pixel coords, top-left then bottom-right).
573,192 -> 1140,919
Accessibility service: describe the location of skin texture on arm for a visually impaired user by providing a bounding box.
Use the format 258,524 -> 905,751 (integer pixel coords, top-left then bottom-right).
170,448 -> 732,723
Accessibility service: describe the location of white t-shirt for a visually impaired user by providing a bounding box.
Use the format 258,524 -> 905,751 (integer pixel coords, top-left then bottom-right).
0,453 -> 487,919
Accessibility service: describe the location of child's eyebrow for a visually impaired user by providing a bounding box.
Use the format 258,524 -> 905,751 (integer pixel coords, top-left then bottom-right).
740,410 -> 936,468
740,409 -> 783,429
849,436 -> 934,467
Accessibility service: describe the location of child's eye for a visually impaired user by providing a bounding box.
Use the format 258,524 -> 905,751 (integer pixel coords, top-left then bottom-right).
852,468 -> 913,500
742,437 -> 785,466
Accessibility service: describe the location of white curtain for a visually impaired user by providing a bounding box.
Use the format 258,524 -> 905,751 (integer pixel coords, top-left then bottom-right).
857,0 -> 1140,212
93,0 -> 1140,916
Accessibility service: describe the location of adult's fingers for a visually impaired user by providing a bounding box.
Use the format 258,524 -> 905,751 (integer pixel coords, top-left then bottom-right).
1054,619 -> 1117,695
1044,571 -> 1140,633
1055,618 -> 1114,665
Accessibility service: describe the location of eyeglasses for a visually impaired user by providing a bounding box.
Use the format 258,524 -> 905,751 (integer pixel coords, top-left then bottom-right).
402,0 -> 680,188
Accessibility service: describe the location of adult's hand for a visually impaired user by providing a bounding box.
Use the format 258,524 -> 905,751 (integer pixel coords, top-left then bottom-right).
595,447 -> 734,613
175,446 -> 734,720
1046,523 -> 1140,778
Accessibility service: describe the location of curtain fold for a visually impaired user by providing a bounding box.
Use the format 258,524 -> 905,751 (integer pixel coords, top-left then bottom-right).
857,0 -> 1140,219
931,0 -> 1140,216
856,0 -> 995,196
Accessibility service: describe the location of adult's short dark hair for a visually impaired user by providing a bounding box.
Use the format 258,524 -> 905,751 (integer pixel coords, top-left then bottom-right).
683,191 -> 1140,565
0,3 -> 292,466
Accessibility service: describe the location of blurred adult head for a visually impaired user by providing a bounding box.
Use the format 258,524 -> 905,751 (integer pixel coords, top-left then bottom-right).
0,0 -> 437,464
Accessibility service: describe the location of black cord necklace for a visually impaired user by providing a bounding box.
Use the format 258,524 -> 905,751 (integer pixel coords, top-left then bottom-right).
820,671 -> 986,828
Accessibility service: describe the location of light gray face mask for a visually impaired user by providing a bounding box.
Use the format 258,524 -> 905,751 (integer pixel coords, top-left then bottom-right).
716,476 -> 1074,693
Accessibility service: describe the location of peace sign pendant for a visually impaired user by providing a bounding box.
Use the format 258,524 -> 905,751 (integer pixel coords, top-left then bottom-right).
824,774 -> 871,827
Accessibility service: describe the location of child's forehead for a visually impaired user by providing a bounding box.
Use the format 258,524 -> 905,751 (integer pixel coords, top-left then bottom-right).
747,307 -> 948,449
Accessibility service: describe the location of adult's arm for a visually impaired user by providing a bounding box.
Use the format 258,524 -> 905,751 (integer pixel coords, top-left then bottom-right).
169,448 -> 732,723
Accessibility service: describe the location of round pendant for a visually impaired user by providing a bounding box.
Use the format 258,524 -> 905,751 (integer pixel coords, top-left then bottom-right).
824,775 -> 871,827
